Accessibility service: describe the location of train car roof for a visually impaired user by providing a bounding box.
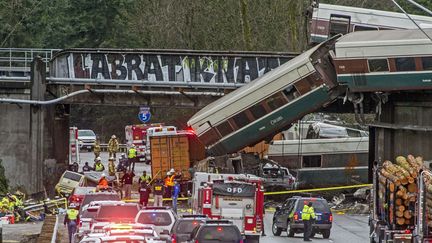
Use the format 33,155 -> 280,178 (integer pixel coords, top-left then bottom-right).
335,29 -> 432,58
188,42 -> 325,127
317,3 -> 432,24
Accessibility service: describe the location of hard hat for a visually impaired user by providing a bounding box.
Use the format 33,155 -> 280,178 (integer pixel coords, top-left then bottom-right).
69,203 -> 78,209
167,172 -> 171,176
131,144 -> 136,148
96,157 -> 102,162
169,168 -> 175,173
101,173 -> 106,177
109,157 -> 115,161
111,135 -> 116,139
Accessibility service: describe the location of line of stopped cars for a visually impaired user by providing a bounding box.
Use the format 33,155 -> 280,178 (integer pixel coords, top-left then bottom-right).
71,188 -> 246,243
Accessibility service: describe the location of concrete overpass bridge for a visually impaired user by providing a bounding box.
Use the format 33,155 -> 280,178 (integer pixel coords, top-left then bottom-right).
2,48 -> 298,106
0,48 -> 298,195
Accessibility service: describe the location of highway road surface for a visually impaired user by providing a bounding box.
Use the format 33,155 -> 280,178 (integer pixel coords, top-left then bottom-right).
262,213 -> 369,243
77,151 -> 370,243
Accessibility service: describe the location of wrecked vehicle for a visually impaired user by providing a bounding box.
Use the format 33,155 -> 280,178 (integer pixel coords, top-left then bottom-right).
260,161 -> 296,189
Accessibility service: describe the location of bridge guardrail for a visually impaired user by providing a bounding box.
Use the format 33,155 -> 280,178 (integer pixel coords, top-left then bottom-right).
0,48 -> 59,77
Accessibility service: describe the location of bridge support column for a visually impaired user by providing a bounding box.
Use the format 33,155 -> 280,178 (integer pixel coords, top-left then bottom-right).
29,57 -> 46,194
0,57 -> 69,196
30,57 -> 69,196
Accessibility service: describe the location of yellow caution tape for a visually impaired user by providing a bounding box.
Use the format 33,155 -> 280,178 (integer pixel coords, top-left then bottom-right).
263,184 -> 372,196
122,184 -> 372,202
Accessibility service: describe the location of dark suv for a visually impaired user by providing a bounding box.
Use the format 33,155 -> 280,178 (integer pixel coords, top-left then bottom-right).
171,214 -> 207,243
272,197 -> 332,239
189,220 -> 243,243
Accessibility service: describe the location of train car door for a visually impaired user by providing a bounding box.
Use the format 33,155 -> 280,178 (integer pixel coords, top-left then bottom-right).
328,14 -> 351,37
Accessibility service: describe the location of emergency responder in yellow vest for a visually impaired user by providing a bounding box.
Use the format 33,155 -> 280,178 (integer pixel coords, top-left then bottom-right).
93,139 -> 101,160
139,171 -> 151,184
64,203 -> 79,243
94,157 -> 105,172
108,135 -> 119,159
128,144 -> 137,172
6,193 -> 22,222
1,196 -> 10,213
302,201 -> 316,241
164,169 -> 175,197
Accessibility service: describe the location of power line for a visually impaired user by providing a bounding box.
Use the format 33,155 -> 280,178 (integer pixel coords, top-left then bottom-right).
391,0 -> 432,43
0,0 -> 44,47
405,0 -> 432,16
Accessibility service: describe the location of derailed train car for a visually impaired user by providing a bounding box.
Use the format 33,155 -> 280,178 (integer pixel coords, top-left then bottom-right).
333,29 -> 432,92
187,37 -> 341,156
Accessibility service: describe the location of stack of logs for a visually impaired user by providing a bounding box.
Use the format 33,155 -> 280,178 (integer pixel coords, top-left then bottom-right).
380,155 -> 424,226
424,169 -> 432,228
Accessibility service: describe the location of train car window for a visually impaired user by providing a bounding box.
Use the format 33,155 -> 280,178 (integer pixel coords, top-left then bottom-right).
422,57 -> 432,70
368,59 -> 389,72
216,121 -> 234,137
249,103 -> 267,120
353,25 -> 378,32
294,78 -> 312,94
302,155 -> 322,168
233,111 -> 250,128
283,85 -> 300,101
329,14 -> 351,37
265,92 -> 287,111
395,57 -> 416,72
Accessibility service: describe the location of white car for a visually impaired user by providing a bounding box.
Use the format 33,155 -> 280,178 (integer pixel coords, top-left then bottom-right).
91,202 -> 140,233
78,129 -> 97,151
75,201 -> 123,242
80,224 -> 166,243
135,207 -> 177,235
74,205 -> 100,242
103,223 -> 159,237
79,235 -> 146,243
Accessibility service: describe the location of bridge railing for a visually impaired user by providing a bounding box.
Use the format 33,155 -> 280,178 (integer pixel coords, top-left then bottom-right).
0,48 -> 59,77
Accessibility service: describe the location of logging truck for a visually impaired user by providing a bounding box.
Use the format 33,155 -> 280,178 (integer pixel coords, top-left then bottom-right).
371,162 -> 432,243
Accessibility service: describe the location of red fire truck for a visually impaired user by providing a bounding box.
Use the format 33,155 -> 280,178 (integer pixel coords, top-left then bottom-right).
125,123 -> 163,163
193,175 -> 264,243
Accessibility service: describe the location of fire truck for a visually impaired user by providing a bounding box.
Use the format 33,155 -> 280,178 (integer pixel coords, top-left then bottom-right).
192,173 -> 264,243
125,123 -> 163,163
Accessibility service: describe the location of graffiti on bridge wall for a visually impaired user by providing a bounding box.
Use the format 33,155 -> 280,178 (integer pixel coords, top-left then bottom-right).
66,53 -> 291,84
